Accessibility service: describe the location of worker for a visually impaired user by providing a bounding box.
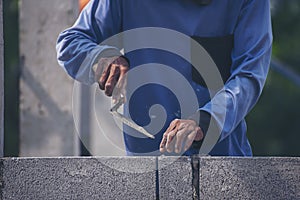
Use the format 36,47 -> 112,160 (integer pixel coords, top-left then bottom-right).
56,0 -> 272,156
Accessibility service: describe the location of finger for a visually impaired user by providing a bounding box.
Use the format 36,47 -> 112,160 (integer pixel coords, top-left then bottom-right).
98,64 -> 111,90
174,126 -> 189,153
183,130 -> 198,152
119,73 -> 128,102
166,128 -> 179,153
112,81 -> 122,104
178,121 -> 187,130
159,133 -> 168,153
112,66 -> 128,103
94,60 -> 104,81
194,127 -> 204,141
114,57 -> 129,67
167,119 -> 179,133
174,121 -> 188,153
105,65 -> 120,96
167,124 -> 179,145
118,65 -> 129,86
159,119 -> 179,153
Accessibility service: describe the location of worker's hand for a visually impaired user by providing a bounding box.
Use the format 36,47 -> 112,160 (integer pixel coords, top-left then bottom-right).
94,56 -> 129,103
159,119 -> 204,154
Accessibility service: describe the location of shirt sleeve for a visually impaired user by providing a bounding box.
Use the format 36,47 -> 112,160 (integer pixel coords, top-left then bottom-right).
56,0 -> 123,85
199,0 -> 273,141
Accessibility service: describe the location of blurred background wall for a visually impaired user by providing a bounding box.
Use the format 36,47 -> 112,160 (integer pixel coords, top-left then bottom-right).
18,0 -> 78,156
3,0 -> 300,157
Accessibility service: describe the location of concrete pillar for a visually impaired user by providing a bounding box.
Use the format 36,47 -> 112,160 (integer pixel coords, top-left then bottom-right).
19,0 -> 78,156
0,0 -> 4,157
19,0 -> 125,156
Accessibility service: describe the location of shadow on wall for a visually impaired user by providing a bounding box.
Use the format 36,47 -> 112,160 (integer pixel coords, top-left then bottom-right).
20,59 -> 74,156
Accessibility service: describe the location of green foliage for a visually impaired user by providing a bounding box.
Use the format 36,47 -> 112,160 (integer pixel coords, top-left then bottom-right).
4,0 -> 20,156
247,0 -> 300,156
272,0 -> 300,72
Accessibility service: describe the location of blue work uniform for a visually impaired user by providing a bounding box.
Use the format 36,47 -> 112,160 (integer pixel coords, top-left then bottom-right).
56,0 -> 272,156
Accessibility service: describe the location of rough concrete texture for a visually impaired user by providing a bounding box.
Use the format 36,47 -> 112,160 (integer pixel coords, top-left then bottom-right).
0,157 -> 156,200
1,157 -> 299,199
158,156 -> 194,200
199,157 -> 300,200
0,0 -> 4,157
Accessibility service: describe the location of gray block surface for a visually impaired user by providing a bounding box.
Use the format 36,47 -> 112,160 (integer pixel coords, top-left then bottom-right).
158,156 -> 193,200
1,156 -> 300,199
0,157 -> 156,200
199,157 -> 300,200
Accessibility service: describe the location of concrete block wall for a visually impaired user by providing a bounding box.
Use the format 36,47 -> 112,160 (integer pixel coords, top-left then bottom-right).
0,157 -> 299,200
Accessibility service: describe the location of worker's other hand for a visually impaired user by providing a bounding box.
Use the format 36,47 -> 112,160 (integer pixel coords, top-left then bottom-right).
94,56 -> 129,103
159,119 -> 204,154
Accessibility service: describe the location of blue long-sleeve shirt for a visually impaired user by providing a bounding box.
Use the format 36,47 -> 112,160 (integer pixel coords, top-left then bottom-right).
56,0 -> 272,156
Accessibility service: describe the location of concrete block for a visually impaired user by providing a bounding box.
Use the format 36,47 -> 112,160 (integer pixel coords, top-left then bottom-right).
158,156 -> 194,200
199,157 -> 300,200
1,156 -> 299,199
0,157 -> 156,200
